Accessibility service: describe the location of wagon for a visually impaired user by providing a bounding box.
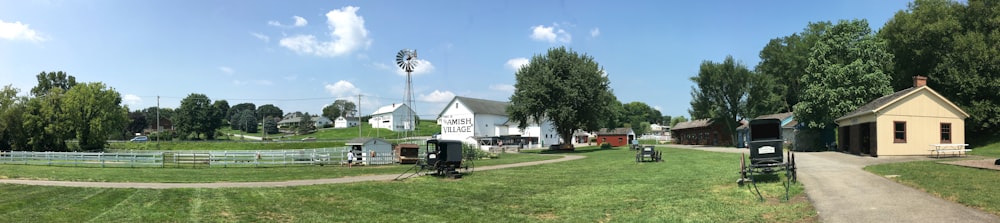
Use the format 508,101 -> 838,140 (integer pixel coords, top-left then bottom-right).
635,146 -> 662,162
738,118 -> 796,200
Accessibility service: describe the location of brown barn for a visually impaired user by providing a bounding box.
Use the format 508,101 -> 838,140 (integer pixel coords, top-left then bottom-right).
671,119 -> 733,146
595,128 -> 635,147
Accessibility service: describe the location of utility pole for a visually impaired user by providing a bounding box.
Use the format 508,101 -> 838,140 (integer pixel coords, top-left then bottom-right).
358,94 -> 362,138
156,95 -> 160,149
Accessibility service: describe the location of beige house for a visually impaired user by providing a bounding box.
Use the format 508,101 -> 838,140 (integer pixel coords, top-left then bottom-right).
834,76 -> 969,156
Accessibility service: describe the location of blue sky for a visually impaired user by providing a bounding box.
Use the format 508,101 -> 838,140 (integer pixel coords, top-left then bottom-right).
0,0 -> 911,120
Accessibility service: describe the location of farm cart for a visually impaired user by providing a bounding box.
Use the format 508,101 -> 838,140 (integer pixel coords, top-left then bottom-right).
395,139 -> 473,180
635,146 -> 663,162
738,118 -> 797,201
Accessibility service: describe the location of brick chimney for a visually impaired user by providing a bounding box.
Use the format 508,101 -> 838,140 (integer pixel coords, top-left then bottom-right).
913,75 -> 927,87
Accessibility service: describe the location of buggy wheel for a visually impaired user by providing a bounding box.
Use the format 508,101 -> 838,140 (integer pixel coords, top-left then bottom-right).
739,153 -> 747,180
635,153 -> 640,163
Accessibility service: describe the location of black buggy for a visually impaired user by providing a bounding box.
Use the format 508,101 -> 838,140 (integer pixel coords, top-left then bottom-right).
635,145 -> 663,162
738,118 -> 797,200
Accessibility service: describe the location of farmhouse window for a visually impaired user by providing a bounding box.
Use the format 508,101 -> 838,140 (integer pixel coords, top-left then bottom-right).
940,123 -> 951,143
893,121 -> 906,143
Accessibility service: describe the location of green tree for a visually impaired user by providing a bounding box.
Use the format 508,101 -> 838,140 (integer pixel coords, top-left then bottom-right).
297,113 -> 314,134
669,116 -> 688,127
746,71 -> 786,118
689,55 -> 752,146
256,104 -> 283,121
23,88 -> 72,151
661,115 -> 672,126
213,100 -> 229,125
880,0 -> 1000,138
623,101 -> 658,135
141,106 -> 173,132
263,118 -> 279,134
63,82 -> 128,151
794,19 -> 894,129
30,71 -> 77,96
508,46 -> 616,147
756,22 -> 831,112
228,103 -> 255,121
322,99 -> 357,120
174,93 -> 222,140
232,109 -> 258,133
0,85 -> 28,150
126,110 -> 147,136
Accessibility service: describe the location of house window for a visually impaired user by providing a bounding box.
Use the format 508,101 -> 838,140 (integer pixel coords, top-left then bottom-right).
940,123 -> 952,143
893,121 -> 906,143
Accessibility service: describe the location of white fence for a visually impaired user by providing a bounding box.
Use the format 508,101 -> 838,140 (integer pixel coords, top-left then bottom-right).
0,148 -> 401,168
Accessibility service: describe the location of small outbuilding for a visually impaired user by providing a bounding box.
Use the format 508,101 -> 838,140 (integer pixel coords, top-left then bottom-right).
834,76 -> 969,156
346,137 -> 394,165
334,116 -> 360,128
595,128 -> 635,147
671,119 -> 733,146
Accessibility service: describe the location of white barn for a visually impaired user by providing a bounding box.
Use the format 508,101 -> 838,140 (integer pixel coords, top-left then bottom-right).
368,103 -> 416,132
334,116 -> 360,128
437,96 -> 561,149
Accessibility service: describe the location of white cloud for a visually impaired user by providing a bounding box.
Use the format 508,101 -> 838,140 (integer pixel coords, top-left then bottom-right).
505,57 -> 530,70
0,20 -> 47,42
394,59 -> 435,76
530,24 -> 570,44
251,32 -> 270,42
268,16 -> 308,27
590,27 -> 600,37
490,84 -> 516,93
325,80 -> 361,97
122,94 -> 142,106
293,16 -> 308,27
419,90 -> 456,103
654,105 -> 662,111
218,66 -> 234,75
279,6 -> 371,57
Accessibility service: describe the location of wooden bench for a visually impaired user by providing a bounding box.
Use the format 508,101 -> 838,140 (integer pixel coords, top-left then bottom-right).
929,144 -> 970,158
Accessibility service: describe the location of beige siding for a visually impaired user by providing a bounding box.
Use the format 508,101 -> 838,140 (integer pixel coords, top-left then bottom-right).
875,91 -> 966,156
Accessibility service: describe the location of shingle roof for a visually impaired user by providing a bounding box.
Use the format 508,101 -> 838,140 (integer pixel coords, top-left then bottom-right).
371,103 -> 412,116
672,119 -> 713,130
837,87 -> 919,121
438,96 -> 509,118
595,128 -> 634,135
755,112 -> 793,121
346,137 -> 390,145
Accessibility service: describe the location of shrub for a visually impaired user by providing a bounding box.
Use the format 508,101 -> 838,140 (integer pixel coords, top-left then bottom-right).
600,142 -> 612,149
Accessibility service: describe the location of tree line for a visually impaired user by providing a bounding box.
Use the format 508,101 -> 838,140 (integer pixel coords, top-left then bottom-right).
690,0 -> 1000,147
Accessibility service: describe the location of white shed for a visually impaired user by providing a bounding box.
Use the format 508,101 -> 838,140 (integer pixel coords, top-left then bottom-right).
368,103 -> 416,132
334,116 -> 360,128
346,137 -> 394,165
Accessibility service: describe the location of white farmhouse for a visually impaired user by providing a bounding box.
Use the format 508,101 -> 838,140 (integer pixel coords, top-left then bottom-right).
368,103 -> 416,132
334,116 -> 360,128
437,96 -> 561,148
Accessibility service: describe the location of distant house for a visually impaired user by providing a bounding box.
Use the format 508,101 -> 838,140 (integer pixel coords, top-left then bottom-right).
346,137 -> 394,165
334,116 -> 360,128
671,119 -> 732,146
369,103 -> 416,132
754,112 -> 797,147
595,128 -> 635,147
573,130 -> 592,144
278,115 -> 333,129
834,76 -> 968,156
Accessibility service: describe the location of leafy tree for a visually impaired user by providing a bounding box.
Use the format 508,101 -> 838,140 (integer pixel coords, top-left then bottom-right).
141,106 -> 173,131
623,101 -> 658,135
263,118 -> 279,134
689,55 -> 752,146
63,82 -> 128,151
746,71 -> 786,118
661,115 -> 672,126
508,46 -> 616,148
756,22 -> 831,112
0,85 -> 28,150
880,0 -> 1000,138
600,99 -> 625,129
174,93 -> 223,139
23,88 -> 72,151
322,99 -> 357,120
297,113 -> 314,134
228,103 -> 256,121
213,100 -> 229,125
256,104 -> 283,121
126,110 -> 148,135
30,71 -> 77,96
687,87 -> 715,120
232,110 -> 258,133
794,19 -> 894,129
670,116 -> 689,127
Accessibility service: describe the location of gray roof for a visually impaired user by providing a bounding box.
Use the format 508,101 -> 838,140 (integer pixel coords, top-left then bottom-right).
671,119 -> 713,130
346,137 -> 390,145
278,116 -> 332,124
837,87 -> 919,121
595,128 -> 634,135
439,96 -> 509,118
755,112 -> 793,121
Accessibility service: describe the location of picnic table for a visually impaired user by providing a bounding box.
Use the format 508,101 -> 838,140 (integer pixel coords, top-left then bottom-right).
929,144 -> 970,158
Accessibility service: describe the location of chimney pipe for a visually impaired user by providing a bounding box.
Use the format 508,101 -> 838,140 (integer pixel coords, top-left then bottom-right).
913,75 -> 927,87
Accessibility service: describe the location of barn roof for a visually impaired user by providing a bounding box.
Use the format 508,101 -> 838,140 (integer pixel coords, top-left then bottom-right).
346,137 -> 390,145
595,128 -> 634,135
371,103 -> 411,116
835,86 -> 969,122
672,119 -> 713,130
438,96 -> 509,118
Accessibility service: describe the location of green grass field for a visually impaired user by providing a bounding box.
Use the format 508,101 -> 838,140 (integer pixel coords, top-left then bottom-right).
0,147 -> 814,222
219,120 -> 441,141
969,140 -> 1000,157
107,141 -> 348,151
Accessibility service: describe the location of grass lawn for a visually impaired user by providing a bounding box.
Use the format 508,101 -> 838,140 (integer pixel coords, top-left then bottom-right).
107,141 -> 347,151
0,153 -> 553,183
0,147 -> 815,222
866,141 -> 1000,216
219,120 -> 441,141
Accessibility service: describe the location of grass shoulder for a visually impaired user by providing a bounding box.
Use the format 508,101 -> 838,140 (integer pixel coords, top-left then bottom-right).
865,159 -> 1000,216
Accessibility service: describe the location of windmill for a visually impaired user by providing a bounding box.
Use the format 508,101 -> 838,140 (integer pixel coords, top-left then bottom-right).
396,49 -> 418,136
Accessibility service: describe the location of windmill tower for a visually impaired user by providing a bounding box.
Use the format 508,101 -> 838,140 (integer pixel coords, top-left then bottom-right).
396,49 -> 418,137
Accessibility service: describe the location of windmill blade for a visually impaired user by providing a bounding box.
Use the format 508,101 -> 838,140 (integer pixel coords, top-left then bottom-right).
396,50 -> 408,69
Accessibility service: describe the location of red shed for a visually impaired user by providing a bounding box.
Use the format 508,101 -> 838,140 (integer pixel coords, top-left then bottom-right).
595,128 -> 635,147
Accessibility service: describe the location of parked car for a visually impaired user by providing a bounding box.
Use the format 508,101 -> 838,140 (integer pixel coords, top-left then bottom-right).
130,136 -> 148,142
